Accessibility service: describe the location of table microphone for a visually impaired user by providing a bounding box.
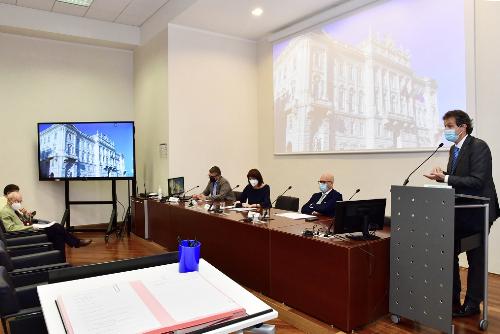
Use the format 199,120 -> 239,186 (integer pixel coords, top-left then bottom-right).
232,184 -> 240,191
181,185 -> 199,199
262,185 -> 292,221
403,143 -> 444,186
348,189 -> 360,200
271,185 -> 292,207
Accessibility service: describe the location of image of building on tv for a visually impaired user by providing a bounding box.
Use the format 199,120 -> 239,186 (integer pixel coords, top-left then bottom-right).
39,123 -> 134,179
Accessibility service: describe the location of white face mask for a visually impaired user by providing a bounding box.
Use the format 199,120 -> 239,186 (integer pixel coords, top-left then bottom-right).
11,202 -> 22,211
249,179 -> 259,187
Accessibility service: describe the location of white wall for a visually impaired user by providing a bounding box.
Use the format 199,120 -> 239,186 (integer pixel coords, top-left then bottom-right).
167,25 -> 258,191
474,0 -> 500,273
256,1 -> 500,273
133,29 -> 169,194
0,32 -> 134,226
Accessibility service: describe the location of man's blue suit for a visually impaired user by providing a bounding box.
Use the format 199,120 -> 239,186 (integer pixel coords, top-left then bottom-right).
301,189 -> 343,217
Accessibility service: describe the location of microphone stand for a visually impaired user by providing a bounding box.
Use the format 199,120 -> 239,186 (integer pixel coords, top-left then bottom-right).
403,143 -> 444,186
180,185 -> 199,202
262,186 -> 292,221
348,189 -> 360,201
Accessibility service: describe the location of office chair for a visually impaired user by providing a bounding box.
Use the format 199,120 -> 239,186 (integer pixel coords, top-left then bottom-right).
274,196 -> 300,212
234,191 -> 243,202
0,244 -> 69,287
0,229 -> 53,257
0,266 -> 47,334
49,251 -> 179,283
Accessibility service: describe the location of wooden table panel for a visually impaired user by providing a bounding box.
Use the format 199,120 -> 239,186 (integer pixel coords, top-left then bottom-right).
143,198 -> 389,332
131,197 -> 145,238
269,229 -> 350,329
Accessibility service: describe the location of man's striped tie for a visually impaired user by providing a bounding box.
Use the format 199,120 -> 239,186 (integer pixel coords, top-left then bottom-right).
451,146 -> 460,174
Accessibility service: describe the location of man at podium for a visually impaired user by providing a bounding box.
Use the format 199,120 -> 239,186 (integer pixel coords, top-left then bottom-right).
425,110 -> 499,317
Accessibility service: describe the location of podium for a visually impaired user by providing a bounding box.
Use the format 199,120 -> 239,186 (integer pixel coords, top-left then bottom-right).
389,186 -> 490,333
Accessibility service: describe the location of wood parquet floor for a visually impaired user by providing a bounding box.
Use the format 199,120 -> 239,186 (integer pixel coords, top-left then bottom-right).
13,231 -> 500,334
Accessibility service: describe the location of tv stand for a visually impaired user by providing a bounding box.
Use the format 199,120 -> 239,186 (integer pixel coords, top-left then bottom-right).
64,179 -> 136,241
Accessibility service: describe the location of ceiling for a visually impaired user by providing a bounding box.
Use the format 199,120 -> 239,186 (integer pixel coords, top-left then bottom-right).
0,0 -> 352,47
0,0 -> 169,26
172,0 -> 347,40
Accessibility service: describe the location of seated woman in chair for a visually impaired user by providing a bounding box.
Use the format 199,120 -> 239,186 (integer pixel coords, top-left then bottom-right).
236,169 -> 271,209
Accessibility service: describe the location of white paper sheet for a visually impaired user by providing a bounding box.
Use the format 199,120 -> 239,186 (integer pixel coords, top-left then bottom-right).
57,283 -> 159,334
55,271 -> 245,334
32,221 -> 58,229
275,212 -> 316,220
228,208 -> 257,212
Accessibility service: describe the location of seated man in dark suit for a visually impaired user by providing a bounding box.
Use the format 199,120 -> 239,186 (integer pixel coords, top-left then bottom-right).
301,173 -> 343,217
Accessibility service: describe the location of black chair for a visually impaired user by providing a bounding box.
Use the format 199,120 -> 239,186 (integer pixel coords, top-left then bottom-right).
0,229 -> 53,257
274,196 -> 300,212
0,266 -> 47,334
234,191 -> 242,202
49,251 -> 179,283
0,252 -> 178,334
0,244 -> 68,287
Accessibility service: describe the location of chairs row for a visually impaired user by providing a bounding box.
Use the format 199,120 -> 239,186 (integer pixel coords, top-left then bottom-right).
0,248 -> 179,334
233,191 -> 300,212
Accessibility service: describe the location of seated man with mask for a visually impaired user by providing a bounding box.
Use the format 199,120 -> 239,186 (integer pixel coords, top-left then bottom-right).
301,173 -> 343,217
192,166 -> 236,201
1,192 -> 92,259
2,184 -> 49,224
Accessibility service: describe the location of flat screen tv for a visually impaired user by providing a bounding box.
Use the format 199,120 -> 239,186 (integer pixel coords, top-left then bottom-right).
38,122 -> 135,181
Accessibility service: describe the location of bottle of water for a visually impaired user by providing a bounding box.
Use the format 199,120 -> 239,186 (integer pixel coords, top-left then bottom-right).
158,186 -> 162,200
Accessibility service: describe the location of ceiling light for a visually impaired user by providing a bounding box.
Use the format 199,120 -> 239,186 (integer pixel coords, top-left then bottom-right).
57,0 -> 93,6
251,7 -> 263,17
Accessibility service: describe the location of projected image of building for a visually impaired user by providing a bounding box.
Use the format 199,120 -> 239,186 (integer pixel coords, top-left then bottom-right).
39,124 -> 127,178
274,31 -> 441,152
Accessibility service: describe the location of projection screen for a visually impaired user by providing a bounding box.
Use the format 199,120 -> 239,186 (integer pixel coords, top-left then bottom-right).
273,0 -> 471,154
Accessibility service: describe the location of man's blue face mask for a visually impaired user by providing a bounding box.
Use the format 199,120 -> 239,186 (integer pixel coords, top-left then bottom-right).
444,128 -> 464,143
319,183 -> 328,193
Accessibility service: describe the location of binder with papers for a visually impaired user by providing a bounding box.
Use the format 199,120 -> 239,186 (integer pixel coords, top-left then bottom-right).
55,271 -> 246,334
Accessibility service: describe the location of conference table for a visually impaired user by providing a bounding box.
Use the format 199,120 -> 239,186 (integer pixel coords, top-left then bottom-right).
132,198 -> 390,332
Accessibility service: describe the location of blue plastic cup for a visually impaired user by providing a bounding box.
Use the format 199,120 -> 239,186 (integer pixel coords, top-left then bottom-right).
178,240 -> 201,273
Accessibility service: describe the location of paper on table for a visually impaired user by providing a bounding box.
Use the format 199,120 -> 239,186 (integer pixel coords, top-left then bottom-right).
275,212 -> 316,220
228,208 -> 257,212
55,271 -> 245,334
56,283 -> 159,334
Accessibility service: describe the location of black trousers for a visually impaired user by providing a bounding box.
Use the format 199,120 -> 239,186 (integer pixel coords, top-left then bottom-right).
453,242 -> 485,304
43,224 -> 80,260
453,209 -> 488,305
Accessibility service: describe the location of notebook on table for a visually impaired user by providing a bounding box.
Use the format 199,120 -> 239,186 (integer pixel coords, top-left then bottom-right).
55,271 -> 246,334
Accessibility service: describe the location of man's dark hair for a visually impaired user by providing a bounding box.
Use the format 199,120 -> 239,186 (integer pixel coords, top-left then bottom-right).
209,166 -> 221,176
3,184 -> 19,196
443,110 -> 473,135
247,169 -> 264,186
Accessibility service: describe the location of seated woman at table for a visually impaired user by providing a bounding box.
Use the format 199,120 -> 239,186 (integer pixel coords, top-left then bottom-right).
236,169 -> 271,209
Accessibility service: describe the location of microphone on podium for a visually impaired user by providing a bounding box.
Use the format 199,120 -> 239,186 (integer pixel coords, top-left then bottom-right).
403,143 -> 444,186
348,189 -> 360,200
